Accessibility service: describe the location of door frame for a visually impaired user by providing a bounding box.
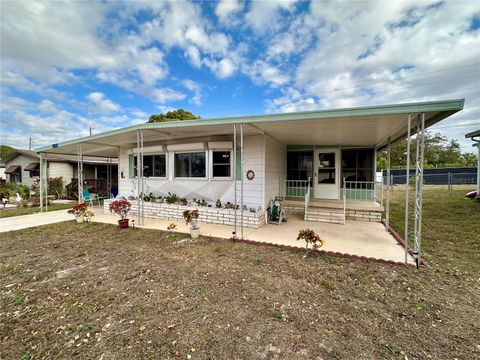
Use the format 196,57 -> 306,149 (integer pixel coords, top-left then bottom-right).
313,148 -> 341,200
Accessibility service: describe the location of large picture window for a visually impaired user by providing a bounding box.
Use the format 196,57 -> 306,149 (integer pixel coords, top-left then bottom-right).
175,152 -> 206,178
212,151 -> 231,178
341,149 -> 373,182
134,154 -> 166,177
287,151 -> 313,182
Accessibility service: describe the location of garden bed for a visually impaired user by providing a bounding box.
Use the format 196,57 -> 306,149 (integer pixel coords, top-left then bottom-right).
104,199 -> 265,228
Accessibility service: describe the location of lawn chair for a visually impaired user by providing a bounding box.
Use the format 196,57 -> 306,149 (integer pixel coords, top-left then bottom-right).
82,189 -> 104,207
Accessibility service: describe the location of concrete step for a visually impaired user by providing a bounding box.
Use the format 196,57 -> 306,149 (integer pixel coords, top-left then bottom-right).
305,206 -> 346,224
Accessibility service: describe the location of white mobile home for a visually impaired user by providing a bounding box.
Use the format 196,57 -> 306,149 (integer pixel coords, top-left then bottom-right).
36,99 -> 463,232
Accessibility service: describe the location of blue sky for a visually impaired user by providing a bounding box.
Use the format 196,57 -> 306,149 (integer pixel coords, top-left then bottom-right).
1,0 -> 479,152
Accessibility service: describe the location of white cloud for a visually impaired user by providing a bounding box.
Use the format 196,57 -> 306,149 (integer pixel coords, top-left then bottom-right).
215,0 -> 244,25
38,100 -> 58,113
182,79 -> 202,106
151,88 -> 186,104
246,0 -> 297,33
87,92 -> 120,114
245,60 -> 290,87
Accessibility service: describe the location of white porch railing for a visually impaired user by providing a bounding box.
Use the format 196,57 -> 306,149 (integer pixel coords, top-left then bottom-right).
341,181 -> 383,204
286,179 -> 312,198
304,177 -> 311,222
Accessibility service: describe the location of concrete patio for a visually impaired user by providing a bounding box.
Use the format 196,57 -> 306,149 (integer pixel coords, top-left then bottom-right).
93,210 -> 414,265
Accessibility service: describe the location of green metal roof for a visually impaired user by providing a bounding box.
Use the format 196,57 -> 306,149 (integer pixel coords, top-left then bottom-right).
36,98 -> 464,153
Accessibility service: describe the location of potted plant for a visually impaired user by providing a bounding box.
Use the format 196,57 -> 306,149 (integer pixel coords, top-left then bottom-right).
183,209 -> 200,238
297,228 -> 325,257
67,202 -> 88,223
109,199 -> 132,229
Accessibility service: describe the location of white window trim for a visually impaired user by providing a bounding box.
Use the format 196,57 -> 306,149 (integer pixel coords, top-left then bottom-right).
173,150 -> 208,180
210,149 -> 233,180
134,153 -> 168,179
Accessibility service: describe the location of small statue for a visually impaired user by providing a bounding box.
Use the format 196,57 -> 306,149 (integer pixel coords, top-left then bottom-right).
215,199 -> 222,208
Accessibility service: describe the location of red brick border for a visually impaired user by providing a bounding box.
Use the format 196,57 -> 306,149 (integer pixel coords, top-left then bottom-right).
381,220 -> 429,268
229,237 -> 409,267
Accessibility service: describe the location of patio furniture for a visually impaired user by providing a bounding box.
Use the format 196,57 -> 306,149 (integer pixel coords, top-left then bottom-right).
83,189 -> 105,207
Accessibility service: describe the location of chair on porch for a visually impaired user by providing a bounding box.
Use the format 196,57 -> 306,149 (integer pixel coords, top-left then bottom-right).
82,189 -> 104,207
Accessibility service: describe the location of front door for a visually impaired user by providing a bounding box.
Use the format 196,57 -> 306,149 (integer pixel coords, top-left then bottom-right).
314,149 -> 340,199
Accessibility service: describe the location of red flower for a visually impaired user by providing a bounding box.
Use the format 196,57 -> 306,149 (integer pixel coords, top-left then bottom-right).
109,199 -> 132,219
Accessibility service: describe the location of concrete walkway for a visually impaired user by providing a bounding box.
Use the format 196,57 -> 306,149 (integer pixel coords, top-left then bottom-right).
0,210 -> 72,233
93,212 -> 414,265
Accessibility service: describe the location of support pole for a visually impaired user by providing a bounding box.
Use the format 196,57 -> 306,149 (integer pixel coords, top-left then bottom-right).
136,129 -> 145,226
404,114 -> 411,264
413,113 -> 425,268
77,144 -> 83,203
477,142 -> 480,196
385,136 -> 391,230
240,123 -> 244,240
233,124 -> 237,240
39,153 -> 44,212
45,158 -> 48,212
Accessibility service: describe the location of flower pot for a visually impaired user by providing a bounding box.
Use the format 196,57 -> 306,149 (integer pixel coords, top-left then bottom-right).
118,219 -> 129,229
190,227 -> 200,239
75,215 -> 84,223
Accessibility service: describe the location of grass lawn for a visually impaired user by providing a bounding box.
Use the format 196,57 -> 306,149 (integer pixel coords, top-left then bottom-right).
0,204 -> 73,219
1,189 -> 479,359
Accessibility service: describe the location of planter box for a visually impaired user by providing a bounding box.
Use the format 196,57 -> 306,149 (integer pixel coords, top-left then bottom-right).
104,200 -> 265,229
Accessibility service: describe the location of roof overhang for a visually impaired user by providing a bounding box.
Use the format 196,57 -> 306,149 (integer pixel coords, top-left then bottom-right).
36,99 -> 464,157
465,129 -> 480,140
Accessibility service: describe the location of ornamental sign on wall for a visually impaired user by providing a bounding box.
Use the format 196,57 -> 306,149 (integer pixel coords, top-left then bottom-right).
246,169 -> 255,181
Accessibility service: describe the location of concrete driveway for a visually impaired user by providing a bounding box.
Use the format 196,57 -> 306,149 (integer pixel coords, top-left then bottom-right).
0,210 -> 72,233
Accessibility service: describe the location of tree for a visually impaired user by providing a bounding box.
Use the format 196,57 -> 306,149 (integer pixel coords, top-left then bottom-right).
462,152 -> 478,167
376,131 -> 470,170
147,109 -> 200,123
0,145 -> 14,159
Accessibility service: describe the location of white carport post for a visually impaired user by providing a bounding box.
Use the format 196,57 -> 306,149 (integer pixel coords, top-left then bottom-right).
413,113 -> 426,268
39,153 -> 44,212
45,156 -> 48,212
476,142 -> 480,197
77,144 -> 83,203
233,124 -> 237,240
240,123 -> 244,240
404,114 -> 412,264
385,136 -> 391,230
136,129 -> 145,226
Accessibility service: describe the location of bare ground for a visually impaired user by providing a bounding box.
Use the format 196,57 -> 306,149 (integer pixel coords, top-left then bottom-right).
1,189 -> 479,359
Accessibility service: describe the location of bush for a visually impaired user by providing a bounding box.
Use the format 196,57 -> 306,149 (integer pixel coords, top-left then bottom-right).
47,177 -> 64,199
0,182 -> 30,200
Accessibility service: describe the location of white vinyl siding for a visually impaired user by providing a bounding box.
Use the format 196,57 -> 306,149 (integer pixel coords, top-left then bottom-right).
48,162 -> 74,185
264,134 -> 286,207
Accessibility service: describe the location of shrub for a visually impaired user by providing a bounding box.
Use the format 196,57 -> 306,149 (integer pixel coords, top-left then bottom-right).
67,202 -> 88,217
0,182 -> 30,200
109,199 -> 131,219
193,198 -> 208,206
183,209 -> 199,229
165,192 -> 179,204
47,177 -> 64,198
297,228 -> 325,251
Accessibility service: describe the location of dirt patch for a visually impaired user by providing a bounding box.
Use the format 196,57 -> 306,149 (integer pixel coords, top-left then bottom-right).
1,189 -> 479,359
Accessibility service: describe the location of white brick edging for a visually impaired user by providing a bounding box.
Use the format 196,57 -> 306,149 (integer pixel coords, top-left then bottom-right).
104,199 -> 265,229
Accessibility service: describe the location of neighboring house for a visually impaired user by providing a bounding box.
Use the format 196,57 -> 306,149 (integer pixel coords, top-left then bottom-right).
37,99 -> 463,226
2,150 -> 118,191
2,150 -> 40,186
0,158 -> 6,182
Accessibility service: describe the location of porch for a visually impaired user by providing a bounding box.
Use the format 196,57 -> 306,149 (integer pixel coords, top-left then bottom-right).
92,210 -> 414,264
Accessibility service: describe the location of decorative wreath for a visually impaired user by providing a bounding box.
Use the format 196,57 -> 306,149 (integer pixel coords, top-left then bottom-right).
246,169 -> 255,180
